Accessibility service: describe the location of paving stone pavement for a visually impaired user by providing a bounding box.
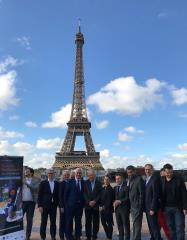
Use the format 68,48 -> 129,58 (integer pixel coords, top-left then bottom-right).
24,210 -> 187,240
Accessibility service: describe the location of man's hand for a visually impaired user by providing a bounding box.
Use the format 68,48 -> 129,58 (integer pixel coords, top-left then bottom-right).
183,209 -> 187,215
89,200 -> 96,207
60,208 -> 64,213
39,207 -> 43,214
150,210 -> 155,216
99,206 -> 104,212
113,200 -> 121,209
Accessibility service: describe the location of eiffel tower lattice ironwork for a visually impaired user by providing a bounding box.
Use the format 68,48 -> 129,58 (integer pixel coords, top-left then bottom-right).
53,23 -> 104,171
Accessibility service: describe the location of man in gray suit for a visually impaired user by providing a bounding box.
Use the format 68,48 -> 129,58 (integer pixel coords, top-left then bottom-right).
114,174 -> 130,240
126,165 -> 145,240
22,167 -> 39,240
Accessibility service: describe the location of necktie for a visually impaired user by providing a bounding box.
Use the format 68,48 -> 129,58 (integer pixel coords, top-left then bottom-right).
91,181 -> 94,191
117,185 -> 120,193
77,180 -> 81,191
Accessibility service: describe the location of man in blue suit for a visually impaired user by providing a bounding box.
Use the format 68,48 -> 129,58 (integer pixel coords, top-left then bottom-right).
144,164 -> 162,240
59,170 -> 70,240
64,168 -> 84,240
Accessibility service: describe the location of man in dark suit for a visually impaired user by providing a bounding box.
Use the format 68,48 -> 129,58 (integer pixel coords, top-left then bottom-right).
38,168 -> 59,240
59,170 -> 70,240
161,163 -> 187,240
144,164 -> 162,240
114,174 -> 130,240
64,168 -> 84,240
99,175 -> 114,240
126,165 -> 145,240
84,169 -> 102,240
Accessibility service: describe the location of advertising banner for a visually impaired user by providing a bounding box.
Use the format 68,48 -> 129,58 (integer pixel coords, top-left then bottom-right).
0,156 -> 24,240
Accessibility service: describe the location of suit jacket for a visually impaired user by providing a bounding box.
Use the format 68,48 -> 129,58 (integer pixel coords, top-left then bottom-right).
37,180 -> 59,208
145,173 -> 161,212
128,175 -> 145,212
100,185 -> 114,213
24,177 -> 40,203
114,182 -> 130,211
64,179 -> 85,208
59,180 -> 68,208
84,178 -> 102,209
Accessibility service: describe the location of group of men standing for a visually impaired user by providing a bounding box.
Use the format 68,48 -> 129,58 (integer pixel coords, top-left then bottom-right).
22,163 -> 187,240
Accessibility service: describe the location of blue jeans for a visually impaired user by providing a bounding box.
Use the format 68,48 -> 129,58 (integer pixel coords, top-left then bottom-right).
165,207 -> 185,240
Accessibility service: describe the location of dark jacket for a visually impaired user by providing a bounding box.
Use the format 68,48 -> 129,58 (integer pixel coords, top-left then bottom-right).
114,182 -> 130,211
161,175 -> 187,211
128,175 -> 145,212
64,179 -> 85,208
59,180 -> 68,208
145,174 -> 161,212
84,178 -> 102,209
100,185 -> 114,212
37,180 -> 59,208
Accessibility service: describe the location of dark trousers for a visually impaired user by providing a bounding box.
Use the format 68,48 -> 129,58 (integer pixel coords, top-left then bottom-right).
146,210 -> 162,240
40,205 -> 57,239
22,201 -> 35,238
165,207 -> 185,240
85,208 -> 100,239
65,204 -> 83,240
115,207 -> 130,240
131,210 -> 143,240
59,209 -> 66,240
100,210 -> 113,239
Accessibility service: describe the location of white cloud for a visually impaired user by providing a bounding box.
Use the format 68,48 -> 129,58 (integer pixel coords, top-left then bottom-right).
16,36 -> 31,50
42,104 -> 71,128
101,154 -> 153,169
0,56 -> 20,111
25,121 -> 37,128
0,140 -> 32,155
0,140 -> 53,168
100,149 -> 110,158
124,126 -> 144,134
36,138 -> 62,150
88,77 -> 165,115
95,143 -> 101,149
0,127 -> 24,139
171,88 -> 187,105
118,132 -> 132,142
159,153 -> 187,169
9,115 -> 19,121
13,142 -> 33,153
178,143 -> 187,151
0,140 -> 11,154
95,120 -> 109,129
25,153 -> 53,168
0,56 -> 18,74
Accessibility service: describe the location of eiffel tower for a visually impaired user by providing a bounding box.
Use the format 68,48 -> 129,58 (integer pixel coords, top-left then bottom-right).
53,23 -> 104,172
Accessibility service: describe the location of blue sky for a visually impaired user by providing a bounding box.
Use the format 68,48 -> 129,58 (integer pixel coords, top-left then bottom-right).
0,0 -> 187,169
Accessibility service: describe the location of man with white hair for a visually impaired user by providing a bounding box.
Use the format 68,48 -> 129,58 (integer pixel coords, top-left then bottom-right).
64,168 -> 85,240
84,169 -> 102,240
38,168 -> 59,240
59,170 -> 70,240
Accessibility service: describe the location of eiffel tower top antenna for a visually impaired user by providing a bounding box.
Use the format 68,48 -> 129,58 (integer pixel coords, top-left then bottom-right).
78,18 -> 81,32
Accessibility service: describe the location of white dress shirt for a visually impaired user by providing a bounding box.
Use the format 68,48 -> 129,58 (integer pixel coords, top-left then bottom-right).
22,178 -> 33,201
48,179 -> 55,193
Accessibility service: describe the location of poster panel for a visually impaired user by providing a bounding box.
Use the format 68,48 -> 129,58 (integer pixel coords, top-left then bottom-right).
0,156 -> 24,240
